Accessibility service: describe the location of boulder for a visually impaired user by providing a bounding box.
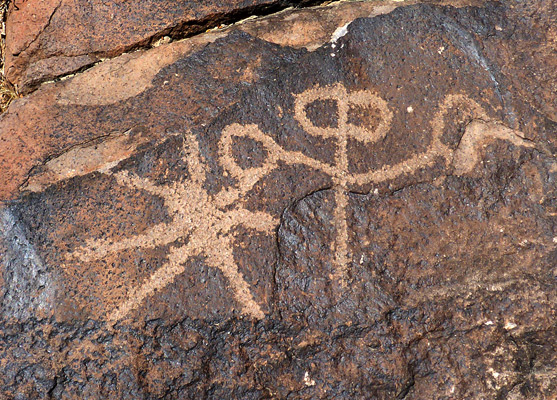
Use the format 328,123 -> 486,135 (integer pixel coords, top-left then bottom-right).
5,0 -> 318,93
0,0 -> 555,398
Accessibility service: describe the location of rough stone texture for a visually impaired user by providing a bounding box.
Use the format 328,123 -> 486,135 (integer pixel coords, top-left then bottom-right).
4,0 -> 323,94
0,0 -> 556,398
0,0 -> 434,203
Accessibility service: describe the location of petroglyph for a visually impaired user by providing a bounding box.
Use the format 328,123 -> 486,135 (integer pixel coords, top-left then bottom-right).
221,86 -> 532,287
68,83 -> 534,322
452,120 -> 534,175
69,134 -> 276,322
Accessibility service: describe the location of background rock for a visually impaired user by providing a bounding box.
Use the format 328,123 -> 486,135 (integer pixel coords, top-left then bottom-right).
4,0 -> 323,94
0,0 -> 555,398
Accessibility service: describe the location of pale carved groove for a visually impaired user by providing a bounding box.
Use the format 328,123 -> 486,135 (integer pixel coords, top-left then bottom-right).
67,84 -> 533,322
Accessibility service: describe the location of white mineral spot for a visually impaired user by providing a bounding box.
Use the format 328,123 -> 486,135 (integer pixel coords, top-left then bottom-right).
489,284 -> 503,291
553,237 -> 557,243
504,321 -> 517,330
438,46 -> 445,54
304,371 -> 316,386
407,106 -> 414,113
373,188 -> 379,195
489,368 -> 500,379
152,36 -> 171,47
485,320 -> 494,326
330,23 -> 350,44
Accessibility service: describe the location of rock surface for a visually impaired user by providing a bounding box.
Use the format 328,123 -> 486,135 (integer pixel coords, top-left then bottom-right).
5,0 -> 322,94
0,0 -> 556,398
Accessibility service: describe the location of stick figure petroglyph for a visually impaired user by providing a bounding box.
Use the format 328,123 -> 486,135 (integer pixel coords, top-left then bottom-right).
68,83 -> 534,322
70,133 -> 275,321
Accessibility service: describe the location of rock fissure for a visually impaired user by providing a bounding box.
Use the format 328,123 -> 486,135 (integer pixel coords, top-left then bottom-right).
13,0 -> 62,58
18,126 -> 147,193
8,0 -> 336,95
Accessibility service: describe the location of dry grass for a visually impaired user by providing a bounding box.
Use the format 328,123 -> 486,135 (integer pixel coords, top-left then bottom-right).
0,76 -> 16,113
1,0 -> 17,114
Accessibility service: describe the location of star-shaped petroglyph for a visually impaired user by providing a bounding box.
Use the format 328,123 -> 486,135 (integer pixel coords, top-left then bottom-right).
69,133 -> 276,321
69,83 -> 534,322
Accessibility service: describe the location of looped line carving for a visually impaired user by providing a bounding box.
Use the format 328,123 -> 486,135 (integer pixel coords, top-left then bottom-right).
67,83 -> 533,322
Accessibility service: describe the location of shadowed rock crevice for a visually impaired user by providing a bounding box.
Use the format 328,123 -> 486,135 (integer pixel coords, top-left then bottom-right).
5,0 -> 330,94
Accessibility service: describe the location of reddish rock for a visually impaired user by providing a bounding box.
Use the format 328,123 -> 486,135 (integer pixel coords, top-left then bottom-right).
4,0 -> 321,94
0,0 -> 413,202
0,0 -> 556,398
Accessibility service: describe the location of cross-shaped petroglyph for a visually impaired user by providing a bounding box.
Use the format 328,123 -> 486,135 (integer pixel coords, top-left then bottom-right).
220,84 -> 394,287
68,83 -> 534,322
